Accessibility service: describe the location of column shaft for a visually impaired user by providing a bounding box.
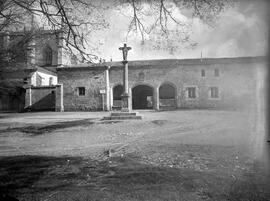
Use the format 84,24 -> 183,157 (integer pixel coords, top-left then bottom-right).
154,87 -> 160,110
105,67 -> 110,111
123,62 -> 129,94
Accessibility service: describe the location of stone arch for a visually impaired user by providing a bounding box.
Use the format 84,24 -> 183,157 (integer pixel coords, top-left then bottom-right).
112,84 -> 123,109
132,82 -> 155,90
132,84 -> 154,109
158,82 -> 177,109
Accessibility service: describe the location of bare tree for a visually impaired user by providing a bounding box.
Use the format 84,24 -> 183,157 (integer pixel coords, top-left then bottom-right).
0,0 -> 109,63
117,0 -> 234,53
0,0 -> 234,63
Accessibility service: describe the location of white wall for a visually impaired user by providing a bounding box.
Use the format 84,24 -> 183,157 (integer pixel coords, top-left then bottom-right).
31,71 -> 58,86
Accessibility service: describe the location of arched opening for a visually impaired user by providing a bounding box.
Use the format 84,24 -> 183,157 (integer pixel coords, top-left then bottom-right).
132,85 -> 153,109
113,85 -> 123,109
44,45 -> 53,66
159,83 -> 176,109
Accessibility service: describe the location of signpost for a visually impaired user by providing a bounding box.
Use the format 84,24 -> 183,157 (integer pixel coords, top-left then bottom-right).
100,89 -> 106,111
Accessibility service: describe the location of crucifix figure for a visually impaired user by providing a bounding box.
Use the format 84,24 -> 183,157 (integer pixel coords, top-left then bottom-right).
119,43 -> 131,61
119,43 -> 132,112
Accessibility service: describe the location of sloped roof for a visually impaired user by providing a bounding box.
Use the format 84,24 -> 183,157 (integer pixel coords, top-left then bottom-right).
36,66 -> 57,75
57,56 -> 267,71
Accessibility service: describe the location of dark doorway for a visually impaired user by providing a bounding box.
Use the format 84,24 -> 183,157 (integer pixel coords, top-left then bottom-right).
159,83 -> 176,109
113,85 -> 123,109
132,85 -> 153,109
0,87 -> 25,112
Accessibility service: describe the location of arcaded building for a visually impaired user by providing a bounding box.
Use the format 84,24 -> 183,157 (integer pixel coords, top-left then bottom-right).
56,56 -> 266,111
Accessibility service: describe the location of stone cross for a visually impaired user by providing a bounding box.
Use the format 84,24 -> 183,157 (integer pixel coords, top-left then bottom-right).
119,43 -> 132,112
119,43 -> 131,61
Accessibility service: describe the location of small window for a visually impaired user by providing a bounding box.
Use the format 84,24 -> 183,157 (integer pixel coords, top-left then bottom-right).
187,87 -> 196,99
78,87 -> 85,96
210,87 -> 219,98
201,69 -> 205,77
214,69 -> 219,77
49,77 -> 53,86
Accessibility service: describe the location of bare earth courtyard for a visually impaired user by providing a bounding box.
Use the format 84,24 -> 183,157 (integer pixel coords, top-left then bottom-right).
0,110 -> 269,201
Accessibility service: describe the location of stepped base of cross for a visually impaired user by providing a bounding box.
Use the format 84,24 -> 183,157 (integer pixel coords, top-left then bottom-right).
102,111 -> 142,120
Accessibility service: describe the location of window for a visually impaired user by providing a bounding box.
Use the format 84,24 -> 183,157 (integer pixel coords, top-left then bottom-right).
210,87 -> 219,98
78,87 -> 85,96
214,69 -> 219,77
201,69 -> 205,77
44,45 -> 53,66
187,87 -> 196,99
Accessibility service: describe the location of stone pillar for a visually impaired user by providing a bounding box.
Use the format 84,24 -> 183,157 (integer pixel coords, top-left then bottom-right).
123,61 -> 129,94
57,31 -> 64,66
3,32 -> 10,61
129,87 -> 132,110
105,66 -> 110,111
110,87 -> 113,110
154,87 -> 160,110
24,86 -> 32,110
55,84 -> 64,112
27,37 -> 36,66
3,32 -> 9,49
121,61 -> 131,112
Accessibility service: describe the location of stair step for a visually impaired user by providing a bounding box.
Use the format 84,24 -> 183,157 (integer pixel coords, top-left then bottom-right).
111,112 -> 137,116
102,115 -> 142,120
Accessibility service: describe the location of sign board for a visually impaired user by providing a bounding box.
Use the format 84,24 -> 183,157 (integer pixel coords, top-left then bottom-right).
99,89 -> 106,94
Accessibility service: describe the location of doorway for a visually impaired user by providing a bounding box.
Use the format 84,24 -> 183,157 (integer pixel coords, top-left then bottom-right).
132,85 -> 153,109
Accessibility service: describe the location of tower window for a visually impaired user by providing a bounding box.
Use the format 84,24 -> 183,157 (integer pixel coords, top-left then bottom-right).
44,45 -> 53,66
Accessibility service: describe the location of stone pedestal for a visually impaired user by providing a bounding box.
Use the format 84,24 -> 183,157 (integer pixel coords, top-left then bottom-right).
102,112 -> 142,120
121,92 -> 130,112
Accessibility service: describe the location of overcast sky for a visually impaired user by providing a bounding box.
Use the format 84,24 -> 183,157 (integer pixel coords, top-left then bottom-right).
92,0 -> 269,61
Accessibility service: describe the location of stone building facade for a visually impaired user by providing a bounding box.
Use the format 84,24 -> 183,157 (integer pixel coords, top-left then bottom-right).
57,56 -> 266,111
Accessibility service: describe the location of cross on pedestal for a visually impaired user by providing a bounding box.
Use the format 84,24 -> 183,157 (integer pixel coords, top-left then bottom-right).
102,43 -> 142,120
119,43 -> 132,112
119,43 -> 131,62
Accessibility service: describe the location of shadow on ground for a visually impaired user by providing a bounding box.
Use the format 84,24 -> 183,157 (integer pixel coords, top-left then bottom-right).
0,119 -> 110,135
0,154 -> 269,201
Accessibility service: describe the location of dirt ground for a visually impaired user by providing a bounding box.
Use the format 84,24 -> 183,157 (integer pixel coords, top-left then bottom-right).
0,109 -> 269,201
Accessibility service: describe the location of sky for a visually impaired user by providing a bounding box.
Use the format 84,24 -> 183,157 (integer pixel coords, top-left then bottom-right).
90,0 -> 269,61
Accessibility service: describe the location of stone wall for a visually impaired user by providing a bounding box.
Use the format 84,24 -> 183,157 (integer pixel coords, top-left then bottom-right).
25,86 -> 56,111
57,67 -> 107,111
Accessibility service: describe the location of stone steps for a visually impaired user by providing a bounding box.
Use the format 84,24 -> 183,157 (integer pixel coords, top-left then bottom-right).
102,111 -> 142,120
102,115 -> 142,120
111,112 -> 137,116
